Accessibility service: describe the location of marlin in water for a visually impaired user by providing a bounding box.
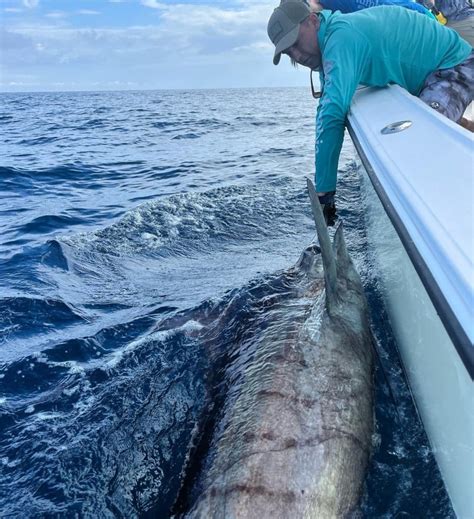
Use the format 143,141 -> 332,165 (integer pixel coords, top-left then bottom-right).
181,179 -> 374,518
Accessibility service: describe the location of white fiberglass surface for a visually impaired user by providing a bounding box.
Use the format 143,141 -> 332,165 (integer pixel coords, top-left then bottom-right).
349,85 -> 474,344
360,170 -> 474,519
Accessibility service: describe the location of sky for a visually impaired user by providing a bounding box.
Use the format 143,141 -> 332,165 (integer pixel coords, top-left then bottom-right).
0,0 -> 311,91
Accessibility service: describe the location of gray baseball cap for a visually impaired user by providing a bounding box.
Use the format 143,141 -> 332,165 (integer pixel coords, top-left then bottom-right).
267,1 -> 311,65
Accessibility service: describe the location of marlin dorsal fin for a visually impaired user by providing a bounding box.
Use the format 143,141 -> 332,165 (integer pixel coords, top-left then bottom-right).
306,178 -> 338,311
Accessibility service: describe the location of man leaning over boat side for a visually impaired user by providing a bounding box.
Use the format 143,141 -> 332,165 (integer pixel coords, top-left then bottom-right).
267,0 -> 473,222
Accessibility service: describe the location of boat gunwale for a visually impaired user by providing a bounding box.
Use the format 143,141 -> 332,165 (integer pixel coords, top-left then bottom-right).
346,120 -> 474,380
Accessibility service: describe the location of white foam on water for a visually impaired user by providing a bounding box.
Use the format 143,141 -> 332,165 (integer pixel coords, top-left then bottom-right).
106,318 -> 204,368
60,180 -> 303,261
4,457 -> 21,469
106,329 -> 170,368
34,412 -> 62,421
71,382 -> 96,414
62,386 -> 78,397
140,232 -> 163,245
180,319 -> 204,333
48,360 -> 86,375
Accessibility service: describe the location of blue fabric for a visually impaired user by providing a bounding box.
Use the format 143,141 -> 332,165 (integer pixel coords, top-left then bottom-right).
314,7 -> 472,192
322,0 -> 430,14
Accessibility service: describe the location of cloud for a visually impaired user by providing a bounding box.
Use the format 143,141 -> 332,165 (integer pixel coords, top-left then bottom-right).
0,1 -> 303,91
140,0 -> 164,7
22,0 -> 39,8
233,41 -> 273,52
77,10 -> 101,15
4,2 -> 275,64
45,11 -> 67,19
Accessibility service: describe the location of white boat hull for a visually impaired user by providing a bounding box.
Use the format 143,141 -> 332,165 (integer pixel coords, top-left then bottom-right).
347,85 -> 474,518
359,168 -> 474,519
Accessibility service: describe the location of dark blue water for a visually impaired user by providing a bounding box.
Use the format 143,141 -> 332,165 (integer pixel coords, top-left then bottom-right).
0,89 -> 453,518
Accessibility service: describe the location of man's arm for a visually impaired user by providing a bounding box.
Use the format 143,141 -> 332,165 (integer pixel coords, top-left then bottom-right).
315,28 -> 368,195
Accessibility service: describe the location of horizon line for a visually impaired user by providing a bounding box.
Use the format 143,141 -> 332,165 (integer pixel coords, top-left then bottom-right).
0,85 -> 309,95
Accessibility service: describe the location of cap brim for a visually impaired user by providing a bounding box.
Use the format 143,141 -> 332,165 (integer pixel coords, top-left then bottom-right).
273,25 -> 299,65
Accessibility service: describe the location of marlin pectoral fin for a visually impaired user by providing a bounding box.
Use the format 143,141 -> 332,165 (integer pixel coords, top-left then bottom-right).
306,178 -> 338,311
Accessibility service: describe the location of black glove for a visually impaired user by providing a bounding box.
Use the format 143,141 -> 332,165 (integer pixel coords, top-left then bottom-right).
318,191 -> 337,226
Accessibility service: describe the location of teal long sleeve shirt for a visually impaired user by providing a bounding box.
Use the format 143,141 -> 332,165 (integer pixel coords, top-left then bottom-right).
315,6 -> 472,193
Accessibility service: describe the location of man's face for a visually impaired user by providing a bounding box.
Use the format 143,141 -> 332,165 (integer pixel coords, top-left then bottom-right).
284,14 -> 321,70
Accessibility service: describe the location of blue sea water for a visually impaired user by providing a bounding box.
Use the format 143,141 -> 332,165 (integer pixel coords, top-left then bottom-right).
0,88 -> 453,518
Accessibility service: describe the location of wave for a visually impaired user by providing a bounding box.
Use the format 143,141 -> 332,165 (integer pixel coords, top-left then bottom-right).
0,164 -> 106,183
63,180 -> 309,258
172,133 -> 202,140
0,161 -> 198,189
17,136 -> 59,146
0,296 -> 87,344
75,118 -> 107,130
17,213 -> 85,235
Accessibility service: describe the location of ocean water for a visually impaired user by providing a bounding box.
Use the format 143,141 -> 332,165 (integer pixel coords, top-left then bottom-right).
0,88 -> 453,518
